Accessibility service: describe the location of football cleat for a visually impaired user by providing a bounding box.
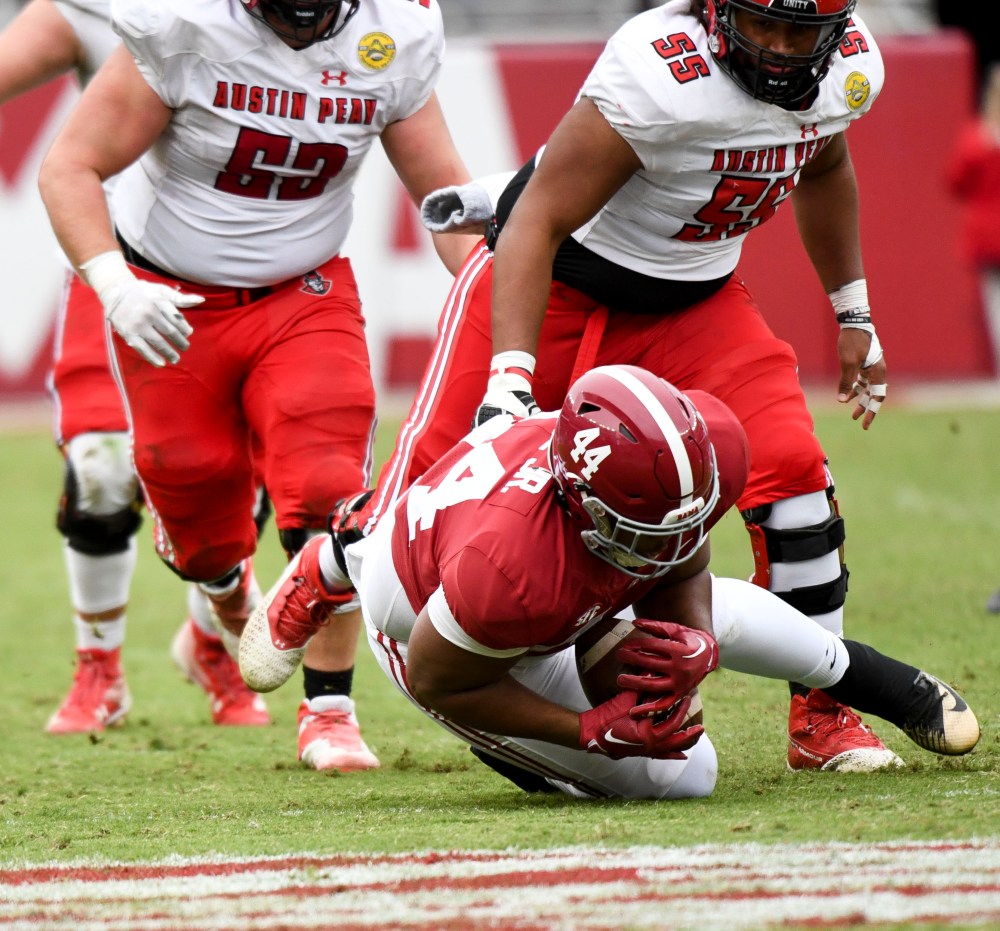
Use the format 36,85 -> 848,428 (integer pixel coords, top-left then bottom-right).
171,619 -> 271,726
329,489 -> 374,577
46,647 -> 132,734
297,695 -> 380,772
239,536 -> 354,692
900,672 -> 979,756
787,689 -> 903,772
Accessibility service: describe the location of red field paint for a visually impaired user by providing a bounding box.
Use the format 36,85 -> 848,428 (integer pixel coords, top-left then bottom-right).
2,840 -> 999,929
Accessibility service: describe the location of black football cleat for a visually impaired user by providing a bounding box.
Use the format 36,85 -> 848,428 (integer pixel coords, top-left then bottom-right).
901,672 -> 980,756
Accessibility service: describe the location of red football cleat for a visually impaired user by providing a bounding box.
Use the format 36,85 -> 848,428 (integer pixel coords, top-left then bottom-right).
46,647 -> 131,734
787,689 -> 902,772
297,696 -> 379,772
171,619 -> 270,726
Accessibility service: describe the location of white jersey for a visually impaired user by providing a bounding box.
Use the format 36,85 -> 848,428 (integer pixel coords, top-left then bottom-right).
109,0 -> 444,287
572,0 -> 884,281
53,0 -> 116,85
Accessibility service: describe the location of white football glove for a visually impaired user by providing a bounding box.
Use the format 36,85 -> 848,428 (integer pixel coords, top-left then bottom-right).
81,251 -> 202,367
420,181 -> 495,234
473,351 -> 540,427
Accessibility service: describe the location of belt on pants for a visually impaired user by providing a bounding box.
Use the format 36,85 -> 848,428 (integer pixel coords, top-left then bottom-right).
115,230 -> 276,307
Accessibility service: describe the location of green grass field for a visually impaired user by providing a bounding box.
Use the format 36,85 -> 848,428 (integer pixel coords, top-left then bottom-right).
0,402 -> 997,868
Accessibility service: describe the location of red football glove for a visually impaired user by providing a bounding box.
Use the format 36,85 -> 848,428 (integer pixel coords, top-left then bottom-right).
615,619 -> 718,715
579,689 -> 704,760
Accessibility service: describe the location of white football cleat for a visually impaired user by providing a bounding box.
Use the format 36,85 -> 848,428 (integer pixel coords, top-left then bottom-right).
240,536 -> 353,692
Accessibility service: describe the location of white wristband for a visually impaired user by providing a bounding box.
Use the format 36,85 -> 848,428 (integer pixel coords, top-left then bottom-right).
828,279 -> 871,326
490,350 -> 536,377
79,251 -> 133,298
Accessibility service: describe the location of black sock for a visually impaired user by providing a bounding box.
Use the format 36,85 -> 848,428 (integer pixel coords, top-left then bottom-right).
789,681 -> 810,699
303,665 -> 354,700
822,640 -> 921,728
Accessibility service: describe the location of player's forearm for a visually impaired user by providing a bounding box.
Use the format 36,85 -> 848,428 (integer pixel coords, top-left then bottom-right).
490,226 -> 557,357
38,161 -> 117,270
413,675 -> 582,748
792,154 -> 864,292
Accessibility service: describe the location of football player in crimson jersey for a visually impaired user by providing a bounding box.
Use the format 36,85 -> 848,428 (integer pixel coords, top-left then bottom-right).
329,0 -> 902,771
1,0 -> 272,734
244,366 -> 977,796
38,0 -> 479,770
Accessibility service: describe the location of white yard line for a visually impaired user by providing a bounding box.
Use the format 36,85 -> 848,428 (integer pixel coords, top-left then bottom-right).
2,839 -> 999,930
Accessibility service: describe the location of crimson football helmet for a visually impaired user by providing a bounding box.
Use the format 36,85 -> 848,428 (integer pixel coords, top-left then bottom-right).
704,0 -> 856,107
550,365 -> 720,579
242,0 -> 359,47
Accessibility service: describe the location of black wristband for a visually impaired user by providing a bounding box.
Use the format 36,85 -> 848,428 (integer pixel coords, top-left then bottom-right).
835,311 -> 872,326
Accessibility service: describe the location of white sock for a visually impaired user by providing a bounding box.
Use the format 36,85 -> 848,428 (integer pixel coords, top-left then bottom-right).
186,583 -> 222,639
73,614 -> 126,651
711,575 -> 849,689
64,541 -> 136,613
64,543 -> 135,651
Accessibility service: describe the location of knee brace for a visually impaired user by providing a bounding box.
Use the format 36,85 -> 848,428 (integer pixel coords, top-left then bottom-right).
57,433 -> 142,556
741,487 -> 848,619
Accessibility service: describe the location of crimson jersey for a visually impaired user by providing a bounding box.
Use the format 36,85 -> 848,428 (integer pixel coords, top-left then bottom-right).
391,390 -> 749,658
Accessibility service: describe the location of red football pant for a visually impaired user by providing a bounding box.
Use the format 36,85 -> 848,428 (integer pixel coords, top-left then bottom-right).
110,255 -> 376,581
50,271 -> 128,444
369,242 -> 828,524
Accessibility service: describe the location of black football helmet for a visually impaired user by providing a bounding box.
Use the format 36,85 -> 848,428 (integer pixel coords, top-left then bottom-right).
550,365 -> 720,579
242,0 -> 359,47
705,0 -> 856,107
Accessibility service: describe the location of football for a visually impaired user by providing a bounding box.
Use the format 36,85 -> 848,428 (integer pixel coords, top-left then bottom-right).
574,615 -> 703,726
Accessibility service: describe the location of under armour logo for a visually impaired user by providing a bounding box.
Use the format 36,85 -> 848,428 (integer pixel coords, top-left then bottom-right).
800,122 -> 819,139
321,70 -> 348,86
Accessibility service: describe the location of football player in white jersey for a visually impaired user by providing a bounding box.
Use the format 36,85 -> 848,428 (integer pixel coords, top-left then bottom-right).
1,0 -> 271,734
38,0 -> 479,770
315,0 -> 904,772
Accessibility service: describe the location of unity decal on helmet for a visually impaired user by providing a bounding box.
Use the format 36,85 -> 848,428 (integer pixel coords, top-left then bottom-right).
358,33 -> 397,71
843,71 -> 871,110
